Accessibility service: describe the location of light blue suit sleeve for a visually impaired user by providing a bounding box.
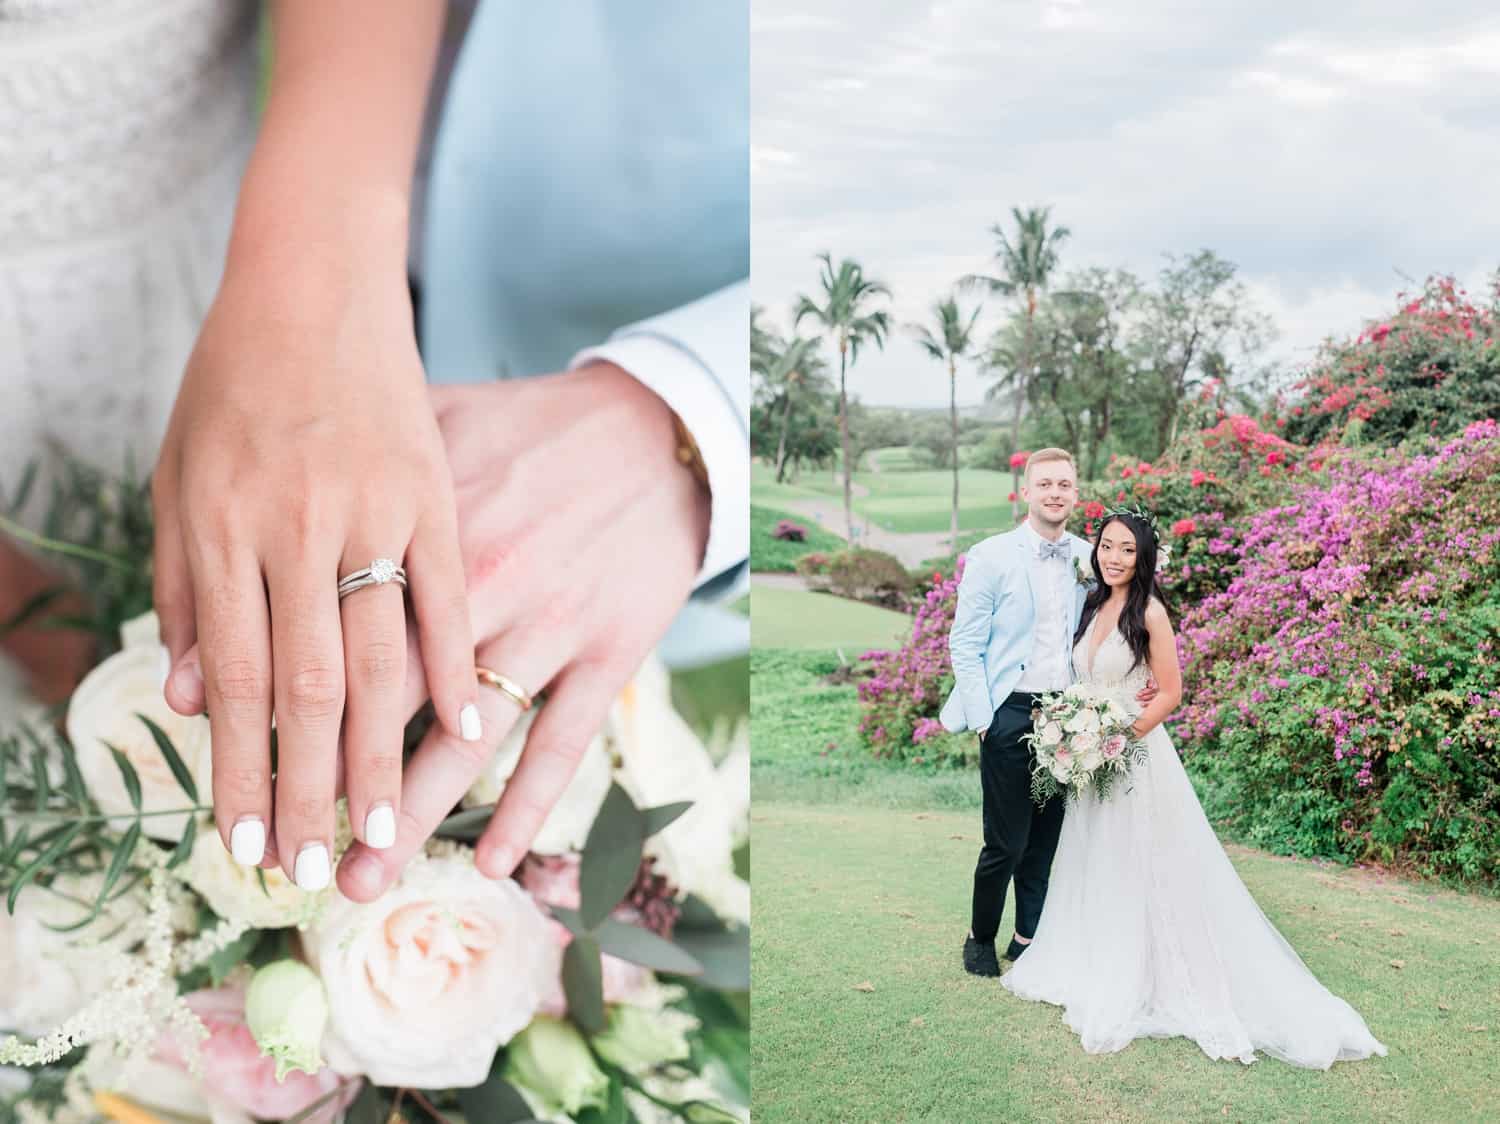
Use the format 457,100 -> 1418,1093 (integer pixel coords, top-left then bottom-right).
949,549 -> 999,731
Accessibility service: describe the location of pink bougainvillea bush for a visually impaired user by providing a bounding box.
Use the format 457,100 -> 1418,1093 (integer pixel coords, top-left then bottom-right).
1281,273 -> 1500,450
1175,418 -> 1500,882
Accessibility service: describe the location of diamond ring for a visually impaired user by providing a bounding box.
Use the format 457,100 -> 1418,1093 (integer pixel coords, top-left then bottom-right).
337,558 -> 408,601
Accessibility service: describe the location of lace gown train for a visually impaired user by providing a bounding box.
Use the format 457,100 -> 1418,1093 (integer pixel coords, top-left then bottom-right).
1000,606 -> 1387,1068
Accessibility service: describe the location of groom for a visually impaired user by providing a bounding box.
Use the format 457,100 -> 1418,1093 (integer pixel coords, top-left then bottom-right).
940,448 -> 1155,976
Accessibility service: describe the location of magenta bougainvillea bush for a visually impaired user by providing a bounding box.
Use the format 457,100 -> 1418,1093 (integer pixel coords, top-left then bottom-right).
1175,417 -> 1500,881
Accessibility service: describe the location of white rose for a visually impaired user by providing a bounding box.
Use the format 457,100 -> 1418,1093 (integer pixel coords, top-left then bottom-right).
462,706 -> 613,855
613,658 -> 749,926
1063,708 -> 1101,735
306,853 -> 560,1088
1039,722 -> 1063,746
66,635 -> 212,842
0,872 -> 148,1036
1049,761 -> 1073,783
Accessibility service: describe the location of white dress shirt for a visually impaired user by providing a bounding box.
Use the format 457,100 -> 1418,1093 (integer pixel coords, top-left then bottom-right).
1014,521 -> 1075,693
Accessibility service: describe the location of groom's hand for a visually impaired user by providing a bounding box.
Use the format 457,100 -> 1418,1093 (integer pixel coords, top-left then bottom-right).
333,363 -> 711,900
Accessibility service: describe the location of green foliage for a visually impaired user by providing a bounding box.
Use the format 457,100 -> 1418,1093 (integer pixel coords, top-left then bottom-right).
821,548 -> 911,608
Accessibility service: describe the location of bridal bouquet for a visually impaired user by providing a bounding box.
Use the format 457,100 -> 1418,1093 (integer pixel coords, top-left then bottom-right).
0,471 -> 749,1124
1023,685 -> 1147,805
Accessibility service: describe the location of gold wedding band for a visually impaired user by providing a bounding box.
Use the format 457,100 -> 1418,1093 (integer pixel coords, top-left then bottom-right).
476,666 -> 534,710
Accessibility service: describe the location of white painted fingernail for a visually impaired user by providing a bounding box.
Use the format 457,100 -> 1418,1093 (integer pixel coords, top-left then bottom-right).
365,804 -> 396,850
294,842 -> 331,891
460,703 -> 482,742
229,818 -> 265,866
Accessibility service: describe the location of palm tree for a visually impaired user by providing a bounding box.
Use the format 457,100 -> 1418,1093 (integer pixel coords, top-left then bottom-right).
762,334 -> 830,482
794,253 -> 892,542
908,295 -> 982,543
962,206 -> 1071,521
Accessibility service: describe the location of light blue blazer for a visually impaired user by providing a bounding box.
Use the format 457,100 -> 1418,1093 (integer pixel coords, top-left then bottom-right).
939,526 -> 1097,732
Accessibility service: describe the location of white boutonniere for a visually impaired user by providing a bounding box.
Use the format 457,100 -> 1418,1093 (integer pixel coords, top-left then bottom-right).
1073,556 -> 1096,588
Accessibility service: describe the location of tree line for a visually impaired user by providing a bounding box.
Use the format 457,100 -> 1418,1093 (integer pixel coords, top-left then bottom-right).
752,206 -> 1277,542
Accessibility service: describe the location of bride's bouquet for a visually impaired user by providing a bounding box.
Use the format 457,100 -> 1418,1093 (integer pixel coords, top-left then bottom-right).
0,466 -> 748,1124
1022,684 -> 1147,805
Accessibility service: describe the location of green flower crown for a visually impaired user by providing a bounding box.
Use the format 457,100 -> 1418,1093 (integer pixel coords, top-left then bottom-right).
1098,501 -> 1162,543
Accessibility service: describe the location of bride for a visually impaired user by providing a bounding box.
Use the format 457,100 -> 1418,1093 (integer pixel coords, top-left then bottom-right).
1001,505 -> 1387,1069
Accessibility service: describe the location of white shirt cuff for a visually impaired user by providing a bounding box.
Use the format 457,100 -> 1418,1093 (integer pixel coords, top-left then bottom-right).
568,335 -> 748,590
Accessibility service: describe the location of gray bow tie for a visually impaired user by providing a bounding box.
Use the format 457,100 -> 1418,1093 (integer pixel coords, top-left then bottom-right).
1038,541 -> 1069,562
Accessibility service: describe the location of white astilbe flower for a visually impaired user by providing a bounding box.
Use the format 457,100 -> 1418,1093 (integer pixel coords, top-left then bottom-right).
170,915 -> 253,976
0,848 -> 207,1076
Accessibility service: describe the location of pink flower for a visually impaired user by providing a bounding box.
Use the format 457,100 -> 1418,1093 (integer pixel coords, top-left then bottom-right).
1010,451 -> 1030,469
154,987 -> 358,1123
1172,518 -> 1196,536
1101,734 -> 1127,760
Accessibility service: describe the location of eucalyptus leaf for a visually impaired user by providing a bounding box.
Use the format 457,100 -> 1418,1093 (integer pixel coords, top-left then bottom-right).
667,926 -> 749,991
94,820 -> 141,919
595,917 -> 703,975
640,800 -> 693,837
547,904 -> 588,938
563,932 -> 606,1034
104,742 -> 142,810
579,783 -> 644,930
137,713 -> 197,803
435,803 -> 496,841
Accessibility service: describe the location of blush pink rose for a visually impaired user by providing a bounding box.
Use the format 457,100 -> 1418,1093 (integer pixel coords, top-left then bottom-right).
520,854 -> 652,1010
1101,734 -> 1127,760
154,986 -> 358,1123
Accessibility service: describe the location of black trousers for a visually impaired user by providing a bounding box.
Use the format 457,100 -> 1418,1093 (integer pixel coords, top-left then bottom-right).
970,691 -> 1065,944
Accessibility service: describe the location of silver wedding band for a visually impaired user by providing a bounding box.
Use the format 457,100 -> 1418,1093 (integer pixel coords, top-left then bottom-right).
337,557 -> 408,601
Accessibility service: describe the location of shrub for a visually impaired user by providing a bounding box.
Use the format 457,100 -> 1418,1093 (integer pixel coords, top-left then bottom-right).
1177,418 -> 1500,883
825,548 -> 911,609
857,564 -> 962,759
794,552 -> 832,577
772,519 -> 807,541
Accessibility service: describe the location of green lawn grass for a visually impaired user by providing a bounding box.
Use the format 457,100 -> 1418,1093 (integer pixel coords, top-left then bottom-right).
751,460 -> 1013,535
750,650 -> 1500,1122
750,589 -> 911,653
751,504 -> 847,572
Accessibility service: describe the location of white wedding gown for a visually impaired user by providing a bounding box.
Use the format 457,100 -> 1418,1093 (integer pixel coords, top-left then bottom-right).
1001,606 -> 1388,1068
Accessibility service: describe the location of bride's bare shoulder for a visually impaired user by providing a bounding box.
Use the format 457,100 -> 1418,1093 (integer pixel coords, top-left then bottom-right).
1144,597 -> 1173,630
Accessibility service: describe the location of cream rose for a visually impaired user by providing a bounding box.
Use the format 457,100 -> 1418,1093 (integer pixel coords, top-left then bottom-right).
305,853 -> 560,1088
66,613 -> 211,841
0,872 -> 148,1037
184,823 -> 318,929
1039,722 -> 1063,746
613,658 -> 750,926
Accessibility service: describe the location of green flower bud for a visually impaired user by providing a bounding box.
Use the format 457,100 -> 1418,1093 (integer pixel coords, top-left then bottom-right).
244,959 -> 329,1081
594,1003 -> 692,1071
503,1016 -> 610,1117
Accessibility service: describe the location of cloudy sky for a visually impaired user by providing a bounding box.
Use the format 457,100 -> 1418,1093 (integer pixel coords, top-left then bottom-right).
753,0 -> 1500,408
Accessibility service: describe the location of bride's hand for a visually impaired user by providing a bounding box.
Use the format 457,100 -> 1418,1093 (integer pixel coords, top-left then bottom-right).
154,261 -> 478,889
1135,678 -> 1159,704
333,363 -> 710,901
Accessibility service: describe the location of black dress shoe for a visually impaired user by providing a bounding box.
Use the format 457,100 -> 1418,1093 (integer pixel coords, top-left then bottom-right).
1003,937 -> 1030,961
963,935 -> 1000,977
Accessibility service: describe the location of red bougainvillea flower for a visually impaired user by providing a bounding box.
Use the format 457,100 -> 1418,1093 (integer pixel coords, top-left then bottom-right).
1121,467 -> 1134,478
1171,518 -> 1197,536
1137,462 -> 1153,474
1084,521 -> 1094,536
1008,491 -> 1017,502
1084,500 -> 1105,519
1266,450 -> 1285,465
1009,451 -> 1030,469
1191,469 -> 1209,488
1116,489 -> 1126,501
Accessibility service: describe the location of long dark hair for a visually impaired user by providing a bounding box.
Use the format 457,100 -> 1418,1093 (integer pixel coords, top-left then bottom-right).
1072,513 -> 1172,673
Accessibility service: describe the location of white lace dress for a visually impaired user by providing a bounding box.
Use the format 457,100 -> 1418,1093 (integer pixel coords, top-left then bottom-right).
1000,604 -> 1388,1068
0,0 -> 258,709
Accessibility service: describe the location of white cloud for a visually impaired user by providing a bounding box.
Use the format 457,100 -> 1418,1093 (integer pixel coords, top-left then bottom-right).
754,1 -> 1500,408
